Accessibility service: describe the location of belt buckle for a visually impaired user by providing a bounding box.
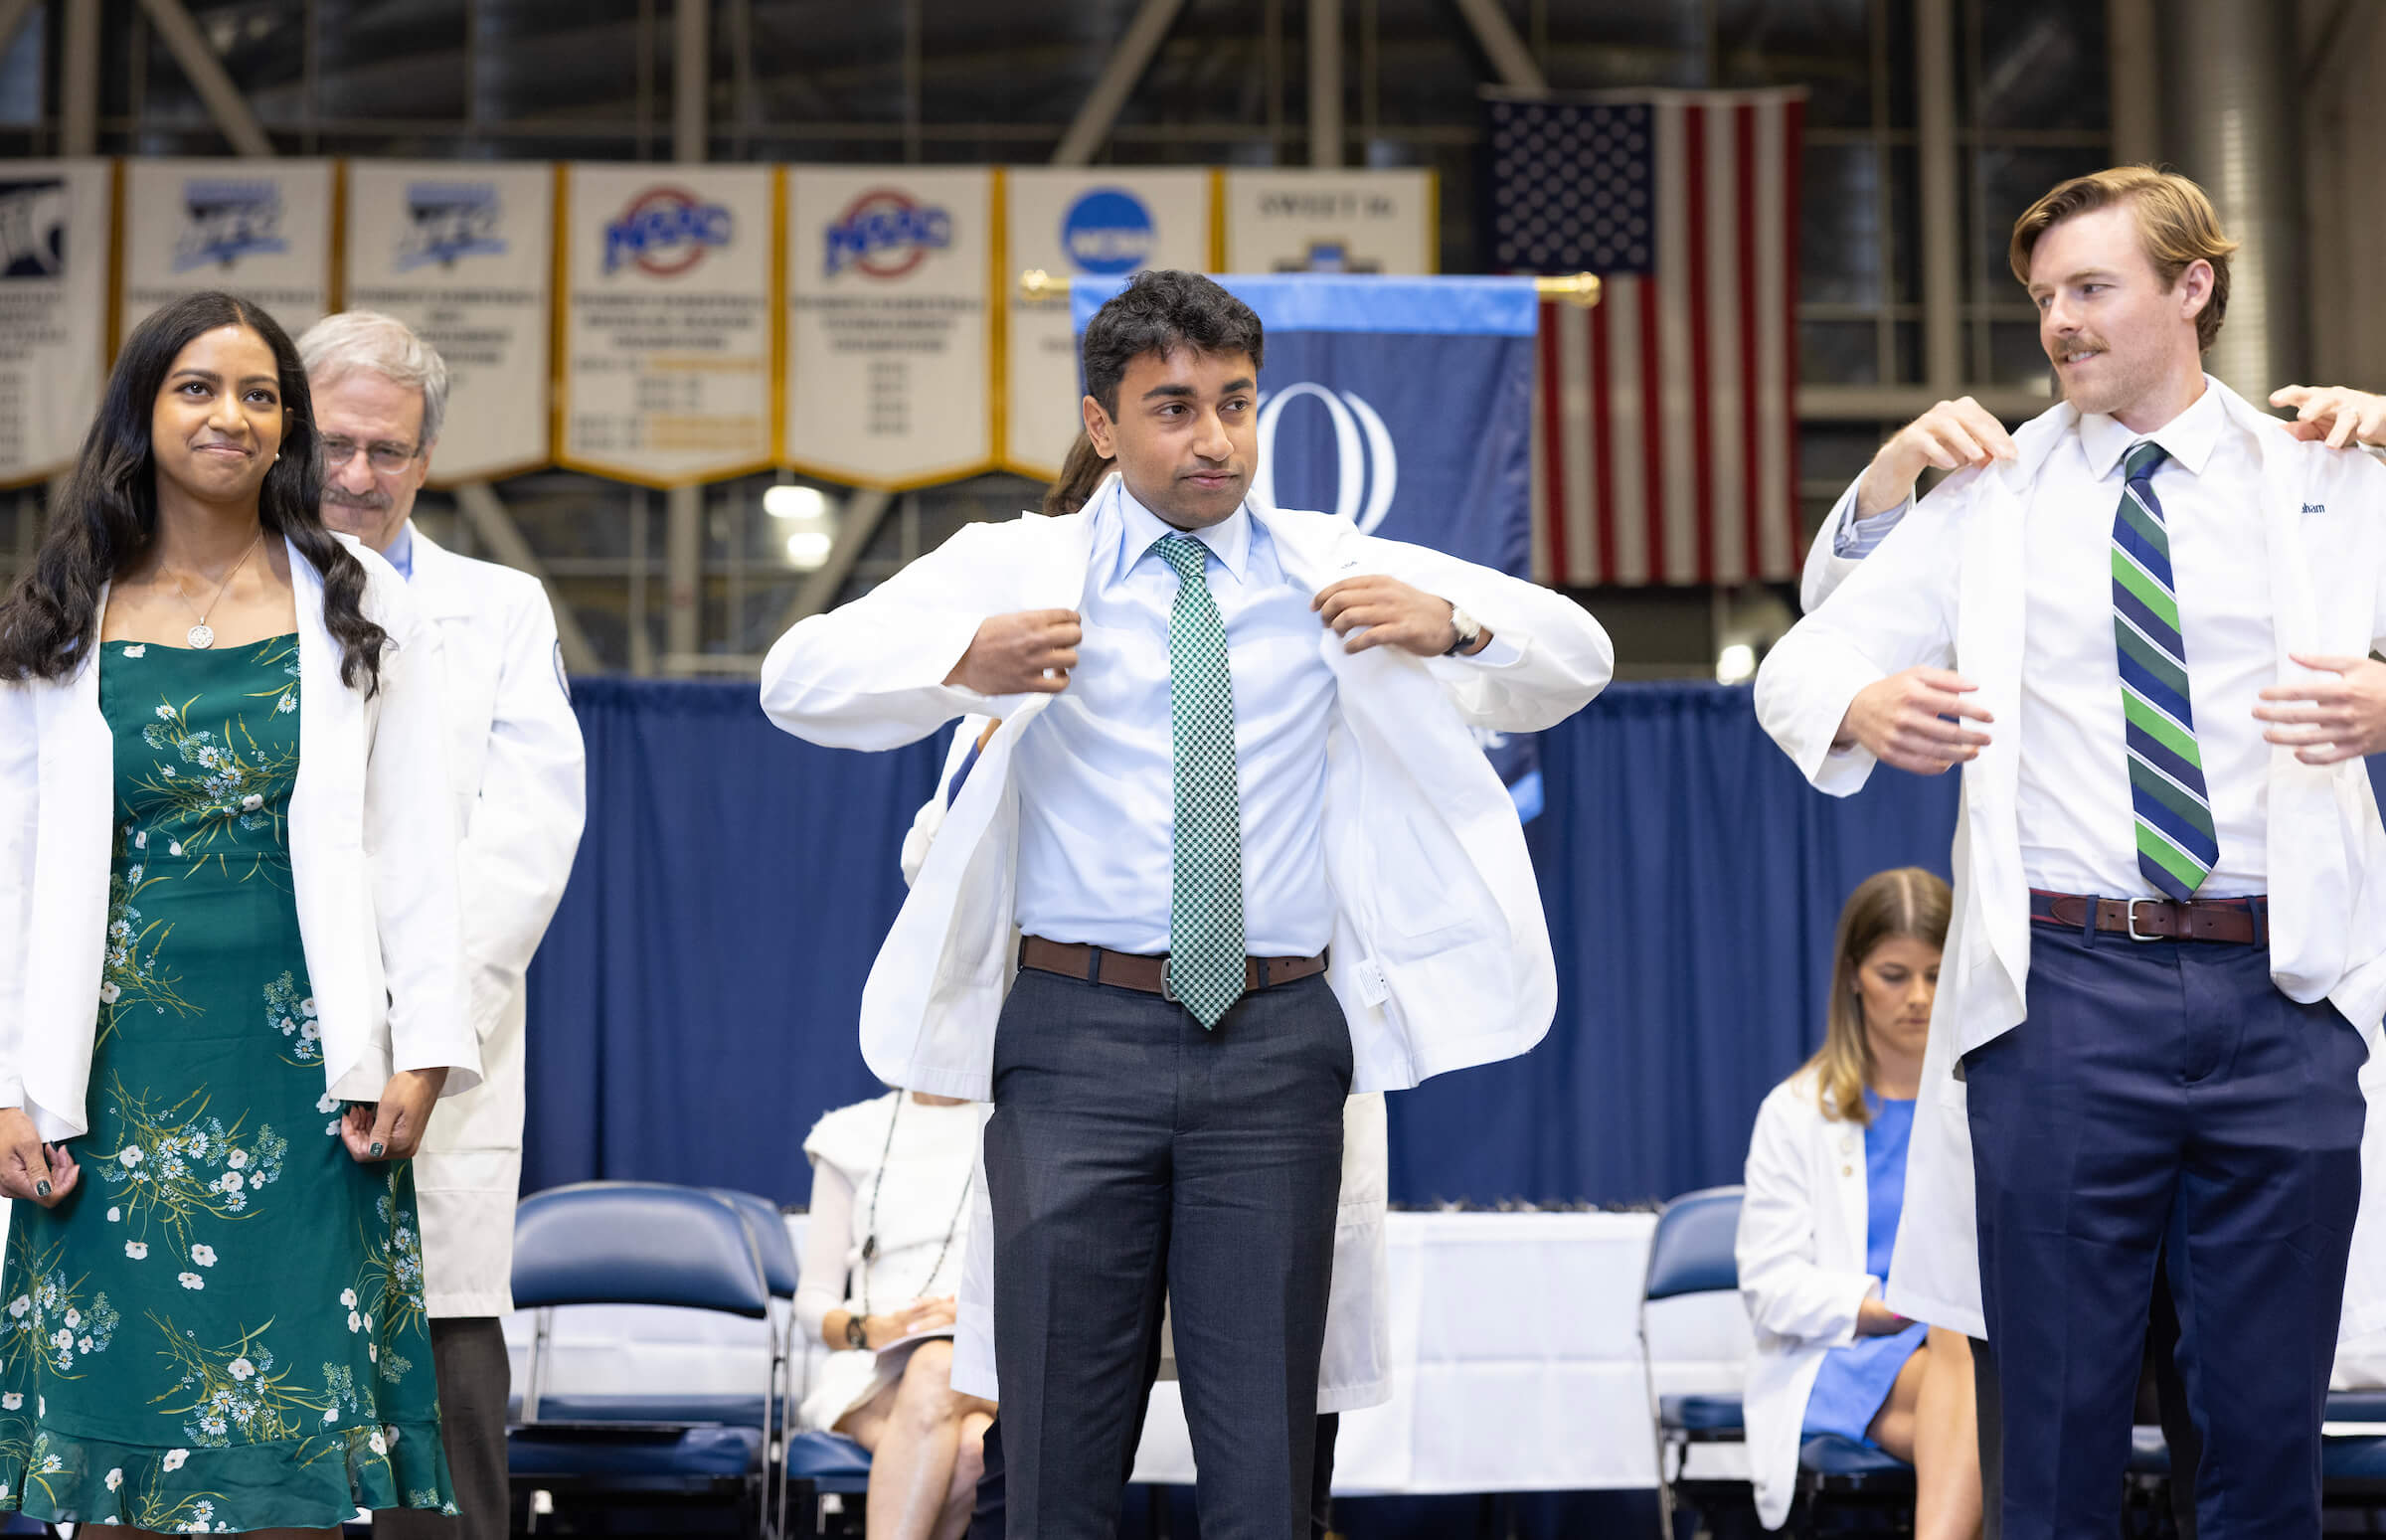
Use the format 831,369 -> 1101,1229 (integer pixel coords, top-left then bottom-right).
2126,898 -> 2166,941
1158,956 -> 1179,1003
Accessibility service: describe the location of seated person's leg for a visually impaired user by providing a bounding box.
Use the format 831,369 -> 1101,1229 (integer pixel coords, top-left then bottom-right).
1865,1327 -> 1982,1540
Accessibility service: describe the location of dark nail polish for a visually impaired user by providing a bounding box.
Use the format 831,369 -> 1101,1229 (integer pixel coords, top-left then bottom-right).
35,1182 -> 50,1198
370,1142 -> 384,1157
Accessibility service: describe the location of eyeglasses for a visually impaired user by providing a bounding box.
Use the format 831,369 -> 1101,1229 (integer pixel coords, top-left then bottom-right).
319,436 -> 422,474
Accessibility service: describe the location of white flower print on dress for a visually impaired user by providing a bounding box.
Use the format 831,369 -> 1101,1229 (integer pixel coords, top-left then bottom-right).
162,1448 -> 188,1471
63,1309 -> 79,1329
124,1242 -> 147,1260
190,1245 -> 216,1267
347,1310 -> 362,1332
369,1430 -> 387,1455
316,1093 -> 340,1115
229,1357 -> 254,1381
98,981 -> 120,1005
2,1393 -> 20,1410
104,1466 -> 122,1490
123,645 -> 145,658
178,1272 -> 204,1289
340,1288 -> 358,1308
117,1146 -> 141,1168
106,1207 -> 120,1222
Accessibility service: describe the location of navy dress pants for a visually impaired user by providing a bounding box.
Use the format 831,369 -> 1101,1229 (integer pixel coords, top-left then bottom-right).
1964,917 -> 2367,1539
982,966 -> 1350,1540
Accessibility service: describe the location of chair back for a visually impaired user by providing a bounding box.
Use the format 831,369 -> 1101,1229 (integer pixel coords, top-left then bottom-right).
1644,1185 -> 1744,1302
709,1188 -> 800,1300
513,1182 -> 770,1317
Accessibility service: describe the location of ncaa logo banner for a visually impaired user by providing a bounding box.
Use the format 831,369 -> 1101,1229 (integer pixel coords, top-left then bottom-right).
1075,271 -> 1546,818
784,166 -> 994,490
0,159 -> 109,487
344,161 -> 556,483
118,159 -> 334,346
560,164 -> 777,487
1000,169 -> 1213,480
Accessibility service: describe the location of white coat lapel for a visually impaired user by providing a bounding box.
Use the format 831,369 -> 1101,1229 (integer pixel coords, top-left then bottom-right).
2232,388 -> 2346,994
1832,1116 -> 1868,1271
24,627 -> 110,1135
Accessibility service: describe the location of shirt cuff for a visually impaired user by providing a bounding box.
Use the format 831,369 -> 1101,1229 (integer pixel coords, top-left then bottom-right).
1831,491 -> 1913,559
1456,631 -> 1524,668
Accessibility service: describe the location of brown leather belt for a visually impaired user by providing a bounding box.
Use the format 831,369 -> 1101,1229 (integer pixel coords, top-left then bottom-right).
2028,889 -> 2267,945
1018,936 -> 1329,999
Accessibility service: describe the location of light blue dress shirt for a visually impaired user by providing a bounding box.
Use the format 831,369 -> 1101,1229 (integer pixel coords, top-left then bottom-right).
1011,486 -> 1339,957
385,522 -> 417,581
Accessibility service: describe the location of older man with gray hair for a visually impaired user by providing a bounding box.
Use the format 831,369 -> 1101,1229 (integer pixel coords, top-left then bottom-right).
297,310 -> 588,1539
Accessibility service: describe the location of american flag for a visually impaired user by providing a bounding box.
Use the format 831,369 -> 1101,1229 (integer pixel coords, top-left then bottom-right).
1487,90 -> 1805,587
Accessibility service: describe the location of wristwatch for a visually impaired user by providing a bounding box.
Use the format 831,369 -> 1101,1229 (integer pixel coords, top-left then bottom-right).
844,1314 -> 869,1349
1443,603 -> 1483,656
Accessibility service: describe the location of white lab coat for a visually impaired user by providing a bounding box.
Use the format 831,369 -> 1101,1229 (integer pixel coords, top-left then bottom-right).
903,724 -> 1392,1413
1735,1071 -> 1885,1530
1758,382 -> 2386,1338
405,529 -> 587,1318
760,481 -> 1616,1100
0,533 -> 482,1142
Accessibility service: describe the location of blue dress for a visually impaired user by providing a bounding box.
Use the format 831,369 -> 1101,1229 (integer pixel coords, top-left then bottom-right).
1799,1092 -> 1929,1446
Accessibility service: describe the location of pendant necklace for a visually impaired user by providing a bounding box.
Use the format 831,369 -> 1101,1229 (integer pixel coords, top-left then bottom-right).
171,528 -> 264,649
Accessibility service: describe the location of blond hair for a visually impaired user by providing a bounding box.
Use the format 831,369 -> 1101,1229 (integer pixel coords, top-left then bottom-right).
1805,868 -> 1952,1127
2007,165 -> 2239,353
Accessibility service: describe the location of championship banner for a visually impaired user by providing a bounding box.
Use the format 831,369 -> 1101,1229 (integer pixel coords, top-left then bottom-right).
783,166 -> 994,489
1074,272 -> 1543,816
559,163 -> 777,487
118,159 -> 335,345
343,161 -> 555,483
1000,168 -> 1214,479
1221,169 -> 1438,275
0,160 -> 111,487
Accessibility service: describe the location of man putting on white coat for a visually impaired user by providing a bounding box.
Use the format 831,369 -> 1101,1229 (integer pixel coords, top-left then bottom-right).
763,269 -> 1612,1538
1758,167 -> 2386,1539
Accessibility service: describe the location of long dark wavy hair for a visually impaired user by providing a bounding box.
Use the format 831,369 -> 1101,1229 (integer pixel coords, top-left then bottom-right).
0,291 -> 389,693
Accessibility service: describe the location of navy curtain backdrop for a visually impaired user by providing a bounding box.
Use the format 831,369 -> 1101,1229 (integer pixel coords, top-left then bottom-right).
521,678 -> 2383,1210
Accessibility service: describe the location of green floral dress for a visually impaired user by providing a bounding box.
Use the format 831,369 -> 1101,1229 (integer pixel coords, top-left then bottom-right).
0,634 -> 456,1530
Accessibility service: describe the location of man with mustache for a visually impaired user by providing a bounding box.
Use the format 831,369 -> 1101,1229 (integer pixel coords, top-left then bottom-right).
1758,167 -> 2386,1538
763,269 -> 1613,1536
297,310 -> 588,1540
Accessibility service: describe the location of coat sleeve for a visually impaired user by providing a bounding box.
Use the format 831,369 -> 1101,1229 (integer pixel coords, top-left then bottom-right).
1359,538 -> 1616,733
795,1159 -> 856,1346
0,685 -> 35,1110
457,581 -> 588,1045
364,585 -> 483,1095
1799,481 -> 1915,613
761,521 -> 1011,751
1736,1087 -> 1877,1349
1754,471 -> 1973,797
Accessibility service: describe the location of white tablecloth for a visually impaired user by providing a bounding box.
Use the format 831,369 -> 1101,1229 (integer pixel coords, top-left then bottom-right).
502,1211 -> 1753,1495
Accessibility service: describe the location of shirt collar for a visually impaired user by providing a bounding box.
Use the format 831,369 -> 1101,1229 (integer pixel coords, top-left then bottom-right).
2079,375 -> 2226,480
384,520 -> 417,582
1113,480 -> 1253,585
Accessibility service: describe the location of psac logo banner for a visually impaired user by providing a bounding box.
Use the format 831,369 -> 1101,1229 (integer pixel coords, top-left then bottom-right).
823,190 -> 951,279
398,182 -> 506,271
603,187 -> 734,276
173,180 -> 286,271
0,179 -> 69,279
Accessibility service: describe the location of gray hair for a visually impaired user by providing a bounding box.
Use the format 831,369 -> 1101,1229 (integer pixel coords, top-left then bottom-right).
296,309 -> 450,448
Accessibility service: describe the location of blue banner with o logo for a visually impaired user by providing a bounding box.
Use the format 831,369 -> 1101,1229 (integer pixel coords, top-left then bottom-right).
1072,272 -> 1544,820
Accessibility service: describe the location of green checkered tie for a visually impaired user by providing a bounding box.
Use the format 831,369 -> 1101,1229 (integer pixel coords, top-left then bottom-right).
1154,534 -> 1246,1029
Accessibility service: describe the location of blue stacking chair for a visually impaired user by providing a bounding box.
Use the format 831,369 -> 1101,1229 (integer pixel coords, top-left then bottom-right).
2322,1388 -> 2386,1511
1641,1185 -> 1753,1540
508,1182 -> 773,1535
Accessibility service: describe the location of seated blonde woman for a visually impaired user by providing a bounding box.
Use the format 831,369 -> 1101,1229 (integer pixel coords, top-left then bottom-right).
796,1089 -> 994,1540
1737,867 -> 1980,1536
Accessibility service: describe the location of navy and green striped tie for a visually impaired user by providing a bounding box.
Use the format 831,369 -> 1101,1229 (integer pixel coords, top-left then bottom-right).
2111,440 -> 2219,899
1154,534 -> 1247,1029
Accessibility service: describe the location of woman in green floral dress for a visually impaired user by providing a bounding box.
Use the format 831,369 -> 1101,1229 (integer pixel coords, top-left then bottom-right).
0,292 -> 480,1534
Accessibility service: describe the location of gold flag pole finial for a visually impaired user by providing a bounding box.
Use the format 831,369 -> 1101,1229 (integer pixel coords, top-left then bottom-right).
1019,268 -> 1067,305
1535,272 -> 1602,308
